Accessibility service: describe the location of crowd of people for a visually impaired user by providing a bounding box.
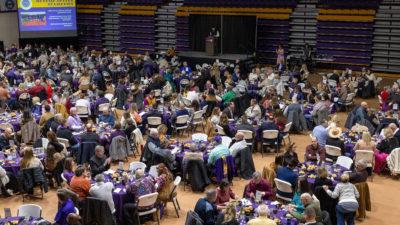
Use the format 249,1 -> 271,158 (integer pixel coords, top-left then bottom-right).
0,43 -> 396,225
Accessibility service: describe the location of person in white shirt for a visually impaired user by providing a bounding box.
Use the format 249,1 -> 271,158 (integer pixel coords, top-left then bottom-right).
245,99 -> 262,121
229,132 -> 248,158
75,93 -> 91,115
89,174 -> 115,213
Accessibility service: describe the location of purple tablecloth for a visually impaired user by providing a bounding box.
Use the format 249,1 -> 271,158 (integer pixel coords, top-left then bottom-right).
0,216 -> 44,224
0,151 -> 45,176
237,199 -> 298,225
293,162 -> 347,186
0,113 -> 41,132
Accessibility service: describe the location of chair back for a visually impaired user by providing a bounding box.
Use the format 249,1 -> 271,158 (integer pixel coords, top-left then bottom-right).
75,207 -> 80,215
387,148 -> 400,175
237,130 -> 253,140
17,204 -> 42,218
346,93 -> 355,102
105,93 -> 114,101
176,115 -> 189,125
148,117 -> 162,127
76,105 -> 89,116
137,192 -> 159,208
57,138 -> 70,148
129,161 -> 147,172
262,130 -> 279,139
221,136 -> 232,147
215,124 -> 226,135
192,110 -> 204,121
192,133 -> 208,142
325,145 -> 342,158
148,165 -> 159,178
274,178 -> 293,193
354,150 -> 374,167
182,97 -> 192,106
98,103 -> 110,112
283,122 -> 292,133
61,173 -> 68,183
185,210 -> 204,225
42,138 -> 49,149
336,156 -> 353,170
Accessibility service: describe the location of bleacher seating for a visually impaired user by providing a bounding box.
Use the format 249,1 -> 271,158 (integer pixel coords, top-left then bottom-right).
315,1 -> 379,70
77,4 -> 104,50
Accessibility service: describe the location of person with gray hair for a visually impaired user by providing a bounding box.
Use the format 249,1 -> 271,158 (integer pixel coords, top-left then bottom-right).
247,204 -> 276,225
89,145 -> 111,177
67,107 -> 84,131
194,188 -> 220,225
349,159 -> 369,184
303,207 -> 324,225
244,171 -> 273,200
289,193 -> 322,222
229,131 -> 247,158
141,128 -> 174,170
89,173 -> 115,213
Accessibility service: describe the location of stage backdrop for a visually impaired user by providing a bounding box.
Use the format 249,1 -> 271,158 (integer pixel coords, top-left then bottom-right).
189,15 -> 256,54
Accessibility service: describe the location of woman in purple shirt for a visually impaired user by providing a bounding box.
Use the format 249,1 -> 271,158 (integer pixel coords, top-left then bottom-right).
62,157 -> 75,184
244,171 -> 274,200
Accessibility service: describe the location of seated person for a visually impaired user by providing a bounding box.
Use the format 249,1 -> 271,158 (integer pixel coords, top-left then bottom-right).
312,121 -> 328,147
98,109 -> 115,126
326,126 -> 345,155
194,189 -> 220,225
63,157 -> 75,184
66,213 -> 82,225
219,114 -> 234,137
216,180 -> 238,206
247,204 -> 277,225
141,104 -> 162,126
258,115 -> 280,141
0,165 -> 16,197
154,163 -> 175,204
89,174 -> 115,214
349,160 -> 369,183
276,158 -> 298,198
80,123 -> 99,143
0,127 -> 17,151
305,137 -> 326,162
67,107 -> 84,131
289,193 -> 322,222
245,99 -> 262,121
283,143 -> 299,166
377,127 -> 399,154
20,147 -> 44,170
124,168 -> 155,225
207,136 -> 231,166
54,189 -> 76,225
236,115 -> 254,132
56,118 -> 79,150
229,132 -> 247,158
312,167 -> 333,193
171,103 -> 189,125
89,145 -> 111,177
244,171 -> 273,200
109,122 -> 127,143
70,166 -> 91,200
141,129 -> 175,169
303,207 -> 324,225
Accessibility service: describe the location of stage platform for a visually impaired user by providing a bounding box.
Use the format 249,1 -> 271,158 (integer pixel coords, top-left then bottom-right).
178,51 -> 250,67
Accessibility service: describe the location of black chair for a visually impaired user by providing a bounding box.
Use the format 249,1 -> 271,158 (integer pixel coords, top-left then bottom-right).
77,142 -> 97,164
82,197 -> 116,225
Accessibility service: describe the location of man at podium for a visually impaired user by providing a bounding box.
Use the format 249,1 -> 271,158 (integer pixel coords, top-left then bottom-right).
209,27 -> 220,55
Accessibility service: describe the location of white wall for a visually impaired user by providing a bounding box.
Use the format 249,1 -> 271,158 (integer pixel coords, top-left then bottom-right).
0,12 -> 19,48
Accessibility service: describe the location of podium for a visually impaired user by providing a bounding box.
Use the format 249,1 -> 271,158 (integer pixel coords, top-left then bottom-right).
205,36 -> 216,56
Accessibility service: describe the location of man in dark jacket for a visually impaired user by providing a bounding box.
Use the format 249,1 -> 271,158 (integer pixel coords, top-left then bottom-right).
194,189 -> 219,225
89,146 -> 111,177
350,160 -> 369,183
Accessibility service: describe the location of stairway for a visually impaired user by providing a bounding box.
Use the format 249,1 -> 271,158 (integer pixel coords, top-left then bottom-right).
371,0 -> 400,73
155,0 -> 184,52
101,2 -> 122,52
288,0 -> 318,55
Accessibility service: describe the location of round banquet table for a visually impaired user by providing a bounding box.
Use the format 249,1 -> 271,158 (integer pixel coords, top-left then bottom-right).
94,170 -> 135,223
0,112 -> 41,132
0,216 -> 49,225
0,150 -> 45,176
293,161 -> 348,187
236,199 -> 298,225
